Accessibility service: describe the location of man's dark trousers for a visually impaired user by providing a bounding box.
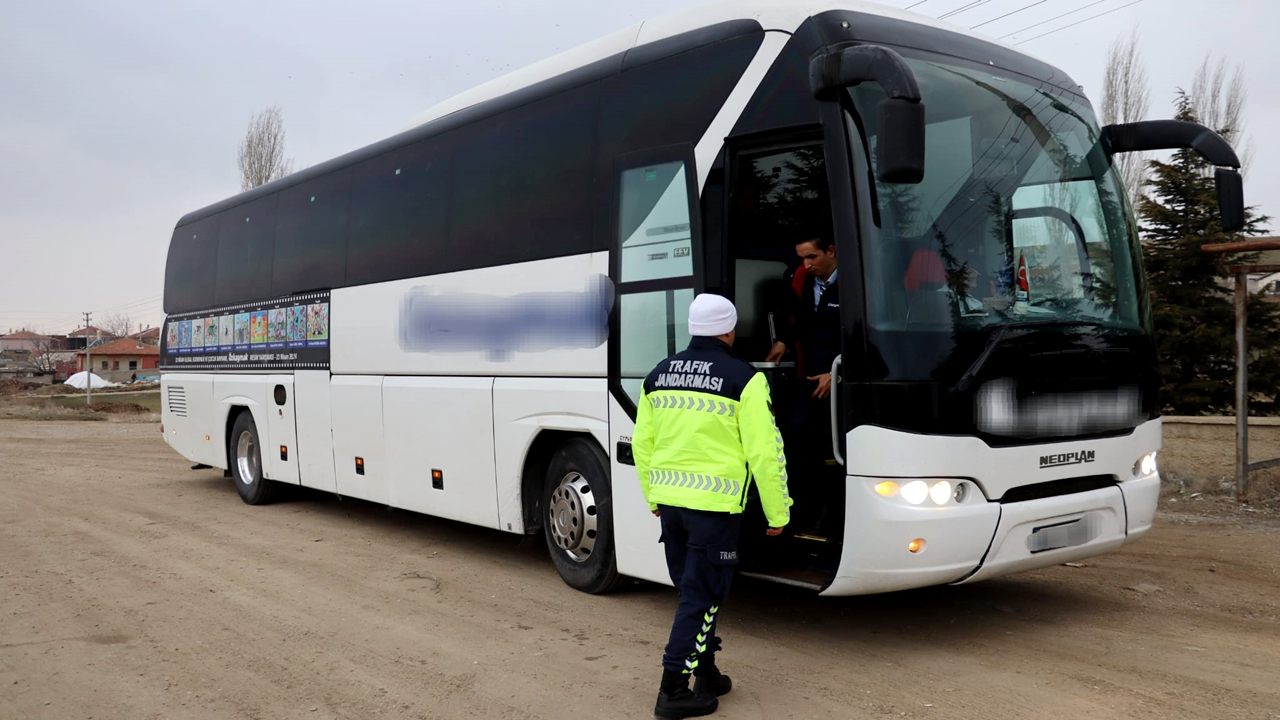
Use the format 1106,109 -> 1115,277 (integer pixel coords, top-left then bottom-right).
658,505 -> 743,674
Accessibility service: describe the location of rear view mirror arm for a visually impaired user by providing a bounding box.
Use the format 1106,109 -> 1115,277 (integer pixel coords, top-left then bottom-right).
1101,120 -> 1240,168
1102,120 -> 1246,231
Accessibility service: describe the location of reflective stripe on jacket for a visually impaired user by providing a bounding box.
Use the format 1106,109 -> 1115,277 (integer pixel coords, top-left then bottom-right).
632,336 -> 792,528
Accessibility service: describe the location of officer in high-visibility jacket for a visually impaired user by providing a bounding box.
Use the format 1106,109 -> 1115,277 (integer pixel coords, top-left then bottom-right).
633,293 -> 792,720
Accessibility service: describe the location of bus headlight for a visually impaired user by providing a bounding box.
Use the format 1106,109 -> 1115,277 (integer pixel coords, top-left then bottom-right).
877,479 -> 973,505
900,480 -> 929,504
929,480 -> 952,505
1133,452 -> 1158,477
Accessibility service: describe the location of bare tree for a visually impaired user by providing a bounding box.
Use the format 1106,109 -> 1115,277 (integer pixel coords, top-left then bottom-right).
1100,28 -> 1151,210
1190,54 -> 1254,177
101,312 -> 133,339
29,337 -> 59,374
237,106 -> 295,191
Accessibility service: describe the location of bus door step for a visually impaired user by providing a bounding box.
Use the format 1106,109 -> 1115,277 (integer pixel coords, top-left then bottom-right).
739,569 -> 830,591
791,532 -> 841,544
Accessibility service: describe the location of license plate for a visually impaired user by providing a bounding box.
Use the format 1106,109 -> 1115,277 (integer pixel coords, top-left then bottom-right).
1026,515 -> 1096,554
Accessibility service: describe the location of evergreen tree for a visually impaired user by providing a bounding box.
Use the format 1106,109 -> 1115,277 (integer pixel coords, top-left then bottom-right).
1139,93 -> 1276,414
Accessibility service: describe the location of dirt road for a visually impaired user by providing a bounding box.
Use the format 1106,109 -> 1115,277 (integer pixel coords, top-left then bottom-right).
1,420 -> 1278,719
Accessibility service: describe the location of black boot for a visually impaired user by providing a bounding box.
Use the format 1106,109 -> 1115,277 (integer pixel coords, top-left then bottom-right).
655,669 -> 718,720
692,660 -> 732,697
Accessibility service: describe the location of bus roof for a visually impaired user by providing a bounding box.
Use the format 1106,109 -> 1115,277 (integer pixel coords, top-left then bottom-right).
403,0 -> 1039,132
177,0 -> 1065,229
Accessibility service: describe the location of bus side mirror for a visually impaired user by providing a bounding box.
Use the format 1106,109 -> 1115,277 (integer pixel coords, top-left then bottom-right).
811,44 -> 926,184
1216,168 -> 1245,232
877,99 -> 925,184
1102,120 -> 1245,231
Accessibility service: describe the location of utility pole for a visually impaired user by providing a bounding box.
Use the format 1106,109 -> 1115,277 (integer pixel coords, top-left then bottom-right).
83,312 -> 92,406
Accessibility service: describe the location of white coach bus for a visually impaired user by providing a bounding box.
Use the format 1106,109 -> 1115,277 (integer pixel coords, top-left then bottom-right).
160,0 -> 1245,595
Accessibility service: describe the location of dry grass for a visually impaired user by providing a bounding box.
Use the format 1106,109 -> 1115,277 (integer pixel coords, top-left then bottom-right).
0,395 -> 158,424
1160,420 -> 1280,508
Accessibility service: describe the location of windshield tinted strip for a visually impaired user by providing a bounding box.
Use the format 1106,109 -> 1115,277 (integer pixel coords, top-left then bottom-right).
813,10 -> 1084,100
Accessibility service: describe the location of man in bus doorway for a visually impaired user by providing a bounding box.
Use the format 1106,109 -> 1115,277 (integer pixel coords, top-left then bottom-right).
765,234 -> 842,532
632,293 -> 792,720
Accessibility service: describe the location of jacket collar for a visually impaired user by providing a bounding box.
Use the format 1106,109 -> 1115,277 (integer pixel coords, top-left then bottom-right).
687,336 -> 733,353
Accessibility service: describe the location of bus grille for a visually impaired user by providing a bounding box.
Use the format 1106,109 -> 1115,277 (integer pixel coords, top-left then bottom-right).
167,386 -> 188,417
999,475 -> 1116,503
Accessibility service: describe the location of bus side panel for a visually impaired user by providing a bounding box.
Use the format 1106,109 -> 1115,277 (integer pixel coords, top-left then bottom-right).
330,376 -> 388,505
608,394 -> 672,586
492,377 -> 610,534
294,370 -> 337,493
213,376 -> 274,477
383,376 -> 500,528
329,252 -> 609,378
264,375 -> 299,484
161,373 -> 220,468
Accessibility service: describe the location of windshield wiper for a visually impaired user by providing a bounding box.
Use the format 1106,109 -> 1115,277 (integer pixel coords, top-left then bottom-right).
953,319 -> 1103,394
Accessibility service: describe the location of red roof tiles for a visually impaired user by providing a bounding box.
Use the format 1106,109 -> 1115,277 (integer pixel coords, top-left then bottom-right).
79,339 -> 161,357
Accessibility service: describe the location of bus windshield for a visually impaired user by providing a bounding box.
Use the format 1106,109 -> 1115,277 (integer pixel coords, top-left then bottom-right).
848,51 -> 1147,380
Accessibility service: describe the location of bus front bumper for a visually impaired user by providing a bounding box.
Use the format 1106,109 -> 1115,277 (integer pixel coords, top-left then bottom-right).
819,473 -> 1161,596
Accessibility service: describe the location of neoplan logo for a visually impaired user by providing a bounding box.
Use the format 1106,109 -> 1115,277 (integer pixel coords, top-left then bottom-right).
1040,450 -> 1096,469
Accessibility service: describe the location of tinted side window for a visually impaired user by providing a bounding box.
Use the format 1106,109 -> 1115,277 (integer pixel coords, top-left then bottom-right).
599,35 -> 761,156
164,214 -> 220,313
732,29 -> 820,135
346,139 -> 451,286
215,194 -> 278,305
449,83 -> 598,268
274,169 -> 352,295
594,34 -> 762,250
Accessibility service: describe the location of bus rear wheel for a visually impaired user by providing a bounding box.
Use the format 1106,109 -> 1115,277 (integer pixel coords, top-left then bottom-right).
229,411 -> 280,505
542,438 -> 626,594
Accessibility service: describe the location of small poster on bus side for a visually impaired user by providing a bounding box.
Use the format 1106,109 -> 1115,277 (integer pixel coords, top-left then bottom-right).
160,291 -> 331,371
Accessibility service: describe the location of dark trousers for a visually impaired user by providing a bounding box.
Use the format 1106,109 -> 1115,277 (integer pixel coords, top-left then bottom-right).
658,505 -> 743,674
786,384 -> 839,524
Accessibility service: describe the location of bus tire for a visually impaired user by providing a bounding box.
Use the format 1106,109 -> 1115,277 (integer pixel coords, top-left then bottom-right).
228,410 -> 280,506
543,437 -> 626,594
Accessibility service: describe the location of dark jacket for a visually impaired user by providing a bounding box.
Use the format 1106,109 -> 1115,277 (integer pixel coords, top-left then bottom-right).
778,271 -> 842,378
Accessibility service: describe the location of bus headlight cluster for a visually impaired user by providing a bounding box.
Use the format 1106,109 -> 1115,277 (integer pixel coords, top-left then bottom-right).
875,480 -> 969,505
1133,451 -> 1158,477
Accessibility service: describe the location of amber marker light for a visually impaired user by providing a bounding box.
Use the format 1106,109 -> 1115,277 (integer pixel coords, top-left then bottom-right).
908,538 -> 927,553
875,481 -> 899,497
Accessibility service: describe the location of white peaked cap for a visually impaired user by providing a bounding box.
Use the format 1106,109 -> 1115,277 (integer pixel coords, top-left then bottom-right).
687,293 -> 738,337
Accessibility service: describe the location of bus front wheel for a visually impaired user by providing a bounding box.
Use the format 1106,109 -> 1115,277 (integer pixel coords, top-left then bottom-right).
542,438 -> 626,594
229,411 -> 281,505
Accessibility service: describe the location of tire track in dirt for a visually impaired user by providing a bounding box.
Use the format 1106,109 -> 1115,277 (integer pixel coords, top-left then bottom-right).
2,420 -> 1278,719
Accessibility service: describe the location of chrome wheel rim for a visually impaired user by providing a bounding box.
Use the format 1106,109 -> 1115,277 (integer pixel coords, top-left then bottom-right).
236,430 -> 258,485
549,472 -> 598,562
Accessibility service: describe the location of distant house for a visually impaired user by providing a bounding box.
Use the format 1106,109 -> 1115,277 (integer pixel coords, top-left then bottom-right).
45,352 -> 81,383
1248,239 -> 1280,294
77,339 -> 161,382
0,330 -> 53,354
66,326 -> 112,350
129,326 -> 162,346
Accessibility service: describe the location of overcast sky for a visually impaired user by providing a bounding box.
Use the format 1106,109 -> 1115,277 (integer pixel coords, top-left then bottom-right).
2,0 -> 1276,335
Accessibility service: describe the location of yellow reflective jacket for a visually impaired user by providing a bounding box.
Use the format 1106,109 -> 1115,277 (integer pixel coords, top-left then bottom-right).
632,336 -> 792,528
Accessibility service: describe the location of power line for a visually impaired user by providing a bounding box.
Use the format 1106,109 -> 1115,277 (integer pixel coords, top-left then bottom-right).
1014,0 -> 1146,44
998,0 -> 1109,39
971,0 -> 1050,29
906,0 -> 932,8
0,295 -> 165,334
940,0 -> 996,20
94,294 -> 163,314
